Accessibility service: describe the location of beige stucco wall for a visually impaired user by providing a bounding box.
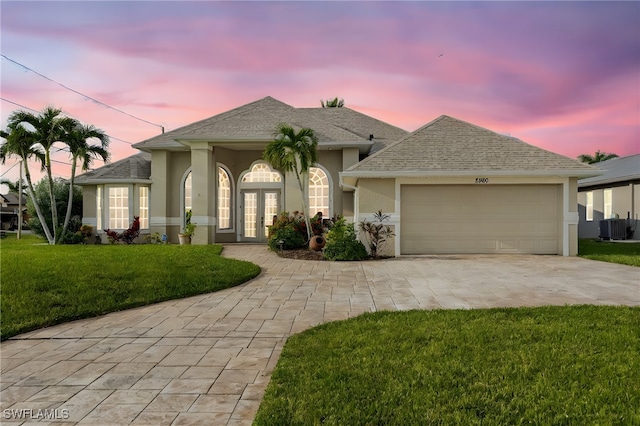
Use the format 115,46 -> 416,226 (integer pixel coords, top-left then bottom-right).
568,178 -> 578,256
81,186 -> 97,222
357,178 -> 396,214
96,145 -> 355,244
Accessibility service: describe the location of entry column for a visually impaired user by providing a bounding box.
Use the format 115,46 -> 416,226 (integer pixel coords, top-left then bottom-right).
189,143 -> 216,244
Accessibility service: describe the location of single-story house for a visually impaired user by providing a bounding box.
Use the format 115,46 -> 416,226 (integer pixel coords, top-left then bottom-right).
577,154 -> 640,239
1,192 -> 28,230
76,96 -> 598,255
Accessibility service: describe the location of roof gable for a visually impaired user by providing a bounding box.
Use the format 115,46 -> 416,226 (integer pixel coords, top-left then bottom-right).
75,153 -> 151,185
346,115 -> 598,175
133,96 -> 408,150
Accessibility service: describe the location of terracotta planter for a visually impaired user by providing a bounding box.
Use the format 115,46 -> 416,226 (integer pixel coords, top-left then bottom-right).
309,235 -> 326,251
178,234 -> 191,245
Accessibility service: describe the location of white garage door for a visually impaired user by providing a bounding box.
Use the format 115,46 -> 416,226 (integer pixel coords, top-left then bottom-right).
401,185 -> 560,254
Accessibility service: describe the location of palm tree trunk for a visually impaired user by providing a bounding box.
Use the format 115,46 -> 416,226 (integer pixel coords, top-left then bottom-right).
23,162 -> 55,244
294,170 -> 312,242
45,150 -> 59,243
60,157 -> 77,241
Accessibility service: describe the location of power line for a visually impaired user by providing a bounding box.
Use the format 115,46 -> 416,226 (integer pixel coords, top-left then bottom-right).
1,97 -> 134,145
2,54 -> 165,132
0,161 -> 19,178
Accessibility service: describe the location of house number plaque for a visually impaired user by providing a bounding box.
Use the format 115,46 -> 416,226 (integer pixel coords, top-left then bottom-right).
475,178 -> 489,184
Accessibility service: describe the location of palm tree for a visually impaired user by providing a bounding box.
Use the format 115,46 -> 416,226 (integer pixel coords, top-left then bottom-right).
0,178 -> 26,196
0,123 -> 55,243
7,107 -> 75,243
263,123 -> 319,241
577,150 -> 619,164
59,120 -> 110,241
321,97 -> 345,108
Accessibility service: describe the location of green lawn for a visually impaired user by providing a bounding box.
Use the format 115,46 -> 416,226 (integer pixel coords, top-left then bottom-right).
255,306 -> 640,425
578,238 -> 640,267
0,235 -> 260,340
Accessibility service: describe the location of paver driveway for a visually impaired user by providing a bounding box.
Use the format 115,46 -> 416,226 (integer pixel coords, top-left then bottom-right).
1,245 -> 638,425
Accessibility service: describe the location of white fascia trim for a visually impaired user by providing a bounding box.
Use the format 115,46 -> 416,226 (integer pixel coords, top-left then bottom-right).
341,170 -> 601,179
76,179 -> 152,186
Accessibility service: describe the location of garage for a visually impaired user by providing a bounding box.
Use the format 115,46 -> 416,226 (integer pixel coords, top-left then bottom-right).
401,184 -> 561,254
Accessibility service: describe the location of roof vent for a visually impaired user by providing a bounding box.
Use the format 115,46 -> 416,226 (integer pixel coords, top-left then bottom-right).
369,134 -> 374,140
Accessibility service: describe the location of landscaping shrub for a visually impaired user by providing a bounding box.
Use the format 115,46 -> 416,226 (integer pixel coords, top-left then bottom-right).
359,210 -> 395,258
104,216 -> 141,244
268,227 -> 307,251
267,211 -> 309,251
324,217 -> 368,261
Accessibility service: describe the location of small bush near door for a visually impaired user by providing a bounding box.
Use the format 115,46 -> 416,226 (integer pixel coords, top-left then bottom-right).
267,212 -> 308,251
324,217 -> 368,261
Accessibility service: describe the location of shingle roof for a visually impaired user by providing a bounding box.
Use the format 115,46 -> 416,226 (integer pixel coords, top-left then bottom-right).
133,96 -> 408,150
578,154 -> 640,187
297,107 -> 408,153
344,115 -> 599,176
75,153 -> 151,185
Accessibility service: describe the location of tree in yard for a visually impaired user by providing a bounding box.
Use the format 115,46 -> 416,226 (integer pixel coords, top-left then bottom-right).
60,121 -> 109,241
26,177 -> 82,241
0,106 -> 110,244
577,150 -> 619,164
0,178 -> 27,196
0,121 -> 53,242
263,123 -> 319,242
321,97 -> 344,108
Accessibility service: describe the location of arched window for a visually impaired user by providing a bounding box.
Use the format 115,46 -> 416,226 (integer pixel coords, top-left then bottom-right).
218,166 -> 232,229
241,163 -> 281,183
183,171 -> 192,226
308,167 -> 330,217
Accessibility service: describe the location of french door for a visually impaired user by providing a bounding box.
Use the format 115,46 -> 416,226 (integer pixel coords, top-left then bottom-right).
241,189 -> 280,242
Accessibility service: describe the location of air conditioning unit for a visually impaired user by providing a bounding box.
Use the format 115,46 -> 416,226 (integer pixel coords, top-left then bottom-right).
599,219 -> 627,240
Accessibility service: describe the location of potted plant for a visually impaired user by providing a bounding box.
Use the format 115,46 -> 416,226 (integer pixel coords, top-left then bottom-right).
178,222 -> 196,245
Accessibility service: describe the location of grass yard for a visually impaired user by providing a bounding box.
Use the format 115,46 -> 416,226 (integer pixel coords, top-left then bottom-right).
255,306 -> 640,425
0,235 -> 260,340
578,238 -> 640,267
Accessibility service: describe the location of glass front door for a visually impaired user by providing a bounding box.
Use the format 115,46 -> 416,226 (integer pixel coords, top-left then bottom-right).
241,190 -> 280,242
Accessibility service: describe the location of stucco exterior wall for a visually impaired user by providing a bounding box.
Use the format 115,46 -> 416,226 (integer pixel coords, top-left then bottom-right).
358,178 -> 396,214
81,185 -> 97,225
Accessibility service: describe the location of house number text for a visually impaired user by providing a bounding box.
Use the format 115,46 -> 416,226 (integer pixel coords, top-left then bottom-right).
475,178 -> 489,184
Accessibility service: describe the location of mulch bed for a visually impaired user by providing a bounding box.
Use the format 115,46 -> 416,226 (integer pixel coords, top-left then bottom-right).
275,248 -> 325,260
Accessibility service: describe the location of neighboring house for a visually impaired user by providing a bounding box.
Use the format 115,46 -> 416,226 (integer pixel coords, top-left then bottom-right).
76,96 -> 598,255
0,192 -> 28,230
577,154 -> 640,239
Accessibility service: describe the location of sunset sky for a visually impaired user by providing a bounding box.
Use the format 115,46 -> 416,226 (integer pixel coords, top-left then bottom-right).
1,1 -> 638,187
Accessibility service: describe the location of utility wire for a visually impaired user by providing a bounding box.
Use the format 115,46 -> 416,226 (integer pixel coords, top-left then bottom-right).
0,161 -> 19,177
1,97 -> 134,145
2,54 -> 164,132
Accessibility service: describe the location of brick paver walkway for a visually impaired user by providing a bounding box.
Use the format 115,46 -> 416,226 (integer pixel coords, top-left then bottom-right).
1,246 -> 638,425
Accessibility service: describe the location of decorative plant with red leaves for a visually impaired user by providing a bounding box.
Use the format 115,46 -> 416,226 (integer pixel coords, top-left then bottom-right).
104,216 -> 140,244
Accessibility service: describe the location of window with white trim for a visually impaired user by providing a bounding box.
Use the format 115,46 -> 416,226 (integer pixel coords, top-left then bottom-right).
604,189 -> 612,218
218,167 -> 231,229
242,163 -> 281,183
308,167 -> 329,217
139,187 -> 149,229
586,192 -> 593,221
184,172 -> 192,214
96,186 -> 102,230
108,187 -> 129,229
